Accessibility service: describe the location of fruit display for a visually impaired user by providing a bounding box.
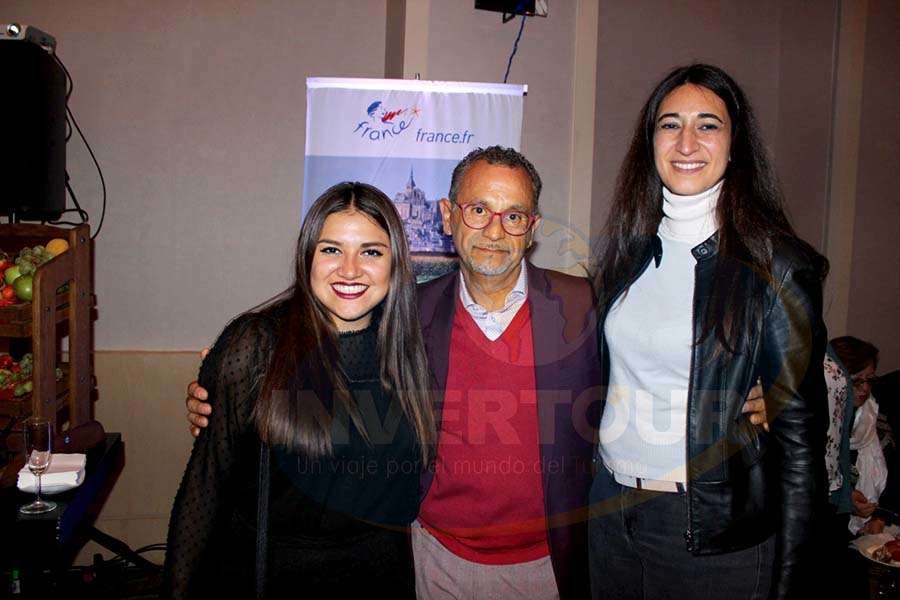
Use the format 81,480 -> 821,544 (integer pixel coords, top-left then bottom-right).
0,238 -> 69,306
0,352 -> 63,401
0,223 -> 93,431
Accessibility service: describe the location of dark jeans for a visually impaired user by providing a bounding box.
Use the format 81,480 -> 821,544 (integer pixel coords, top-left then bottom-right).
589,466 -> 774,600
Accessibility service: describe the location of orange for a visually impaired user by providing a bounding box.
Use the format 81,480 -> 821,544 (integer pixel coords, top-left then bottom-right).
46,238 -> 69,257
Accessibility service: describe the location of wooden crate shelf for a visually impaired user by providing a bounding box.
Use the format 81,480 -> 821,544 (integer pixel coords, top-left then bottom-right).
0,224 -> 95,425
0,292 -> 97,337
0,365 -> 70,418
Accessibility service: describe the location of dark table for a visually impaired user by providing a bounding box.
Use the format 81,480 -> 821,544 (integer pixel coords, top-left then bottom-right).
851,546 -> 900,599
1,433 -> 125,596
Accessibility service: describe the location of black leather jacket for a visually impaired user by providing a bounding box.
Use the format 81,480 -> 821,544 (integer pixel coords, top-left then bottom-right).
597,233 -> 827,600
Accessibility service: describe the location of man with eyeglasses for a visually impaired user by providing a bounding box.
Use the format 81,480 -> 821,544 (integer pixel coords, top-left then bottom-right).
409,146 -> 601,599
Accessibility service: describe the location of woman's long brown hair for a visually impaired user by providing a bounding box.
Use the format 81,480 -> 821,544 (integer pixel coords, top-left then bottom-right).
594,64 -> 827,354
253,182 -> 434,463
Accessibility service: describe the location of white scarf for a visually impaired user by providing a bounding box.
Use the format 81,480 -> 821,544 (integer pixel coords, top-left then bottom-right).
848,395 -> 888,533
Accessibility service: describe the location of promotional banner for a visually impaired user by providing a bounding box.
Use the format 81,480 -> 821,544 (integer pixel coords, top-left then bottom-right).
303,78 -> 526,258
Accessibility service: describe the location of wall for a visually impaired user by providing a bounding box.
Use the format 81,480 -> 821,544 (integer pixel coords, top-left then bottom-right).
590,0 -> 783,242
426,2 -> 579,269
847,0 -> 900,369
589,0 -> 845,254
773,1 -> 840,251
6,0 -> 389,351
82,351 -> 199,562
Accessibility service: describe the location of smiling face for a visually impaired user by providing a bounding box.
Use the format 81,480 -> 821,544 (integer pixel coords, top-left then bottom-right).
310,209 -> 391,332
653,83 -> 732,195
439,160 -> 540,279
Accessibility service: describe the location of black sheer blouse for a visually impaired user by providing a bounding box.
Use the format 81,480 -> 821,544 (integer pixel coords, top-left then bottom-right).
162,309 -> 419,599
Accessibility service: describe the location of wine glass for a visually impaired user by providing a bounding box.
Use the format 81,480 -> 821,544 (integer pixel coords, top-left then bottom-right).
19,418 -> 57,515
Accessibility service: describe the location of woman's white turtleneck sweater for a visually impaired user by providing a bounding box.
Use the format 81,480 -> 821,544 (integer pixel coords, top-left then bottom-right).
598,181 -> 722,483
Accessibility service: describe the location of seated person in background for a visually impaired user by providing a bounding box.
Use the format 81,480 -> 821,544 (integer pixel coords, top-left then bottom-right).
831,336 -> 887,535
873,369 -> 900,513
824,346 -> 854,525
821,345 -> 858,597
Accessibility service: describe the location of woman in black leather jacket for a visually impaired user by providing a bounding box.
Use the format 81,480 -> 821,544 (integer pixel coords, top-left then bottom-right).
589,64 -> 828,600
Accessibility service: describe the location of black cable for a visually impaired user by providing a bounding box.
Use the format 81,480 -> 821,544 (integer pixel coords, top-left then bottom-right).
55,54 -> 73,100
503,14 -> 527,84
53,54 -> 107,240
67,104 -> 106,240
49,177 -> 89,227
103,543 -> 166,569
133,543 -> 167,554
64,176 -> 90,222
55,55 -> 74,141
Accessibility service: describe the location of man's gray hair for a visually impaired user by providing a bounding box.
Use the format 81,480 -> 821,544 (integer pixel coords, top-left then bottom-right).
448,146 -> 542,210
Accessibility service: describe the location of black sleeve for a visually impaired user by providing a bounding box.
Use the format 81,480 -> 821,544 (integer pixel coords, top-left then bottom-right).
760,257 -> 828,600
162,314 -> 276,600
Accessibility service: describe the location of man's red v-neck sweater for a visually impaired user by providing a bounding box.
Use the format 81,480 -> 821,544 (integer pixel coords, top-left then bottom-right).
418,298 -> 549,564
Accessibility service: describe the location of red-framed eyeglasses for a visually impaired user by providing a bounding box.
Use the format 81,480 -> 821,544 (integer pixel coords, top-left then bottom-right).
453,202 -> 537,236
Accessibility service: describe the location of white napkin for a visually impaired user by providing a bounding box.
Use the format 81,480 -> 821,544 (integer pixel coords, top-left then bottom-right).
17,453 -> 86,495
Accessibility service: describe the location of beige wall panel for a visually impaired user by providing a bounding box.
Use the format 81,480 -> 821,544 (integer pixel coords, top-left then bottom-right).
75,351 -> 201,563
76,517 -> 171,566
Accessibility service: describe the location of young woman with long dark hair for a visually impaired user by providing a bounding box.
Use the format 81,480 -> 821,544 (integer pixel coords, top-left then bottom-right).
163,182 -> 435,598
590,64 -> 828,599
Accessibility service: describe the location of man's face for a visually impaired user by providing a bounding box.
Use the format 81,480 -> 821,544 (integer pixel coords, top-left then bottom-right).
439,161 -> 540,278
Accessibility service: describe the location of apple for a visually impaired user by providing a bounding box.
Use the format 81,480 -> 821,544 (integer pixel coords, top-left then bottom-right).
13,275 -> 33,302
4,266 -> 21,285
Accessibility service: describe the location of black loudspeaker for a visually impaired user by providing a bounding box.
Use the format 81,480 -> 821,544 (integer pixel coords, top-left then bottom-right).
0,33 -> 66,221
